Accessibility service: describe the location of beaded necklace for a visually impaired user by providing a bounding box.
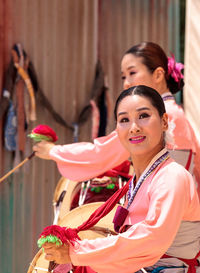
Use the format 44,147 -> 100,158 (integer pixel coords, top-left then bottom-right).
127,150 -> 169,209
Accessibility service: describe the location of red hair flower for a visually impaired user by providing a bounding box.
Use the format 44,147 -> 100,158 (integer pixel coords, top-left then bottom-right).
28,124 -> 58,142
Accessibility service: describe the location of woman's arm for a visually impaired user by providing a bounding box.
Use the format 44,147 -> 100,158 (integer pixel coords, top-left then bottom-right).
33,130 -> 130,181
68,164 -> 199,272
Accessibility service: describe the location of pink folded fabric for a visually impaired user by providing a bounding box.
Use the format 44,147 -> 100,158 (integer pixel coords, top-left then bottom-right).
53,263 -> 72,273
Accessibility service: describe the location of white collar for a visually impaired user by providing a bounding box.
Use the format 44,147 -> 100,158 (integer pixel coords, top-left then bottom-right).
161,92 -> 175,101
161,92 -> 172,98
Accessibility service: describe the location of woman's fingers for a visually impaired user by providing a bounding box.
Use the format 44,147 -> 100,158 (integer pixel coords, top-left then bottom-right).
43,242 -> 56,249
44,253 -> 55,261
32,141 -> 55,159
43,243 -> 71,264
42,243 -> 57,261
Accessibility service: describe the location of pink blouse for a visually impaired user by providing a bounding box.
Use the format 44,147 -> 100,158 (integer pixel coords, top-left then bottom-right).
49,93 -> 200,196
69,158 -> 200,273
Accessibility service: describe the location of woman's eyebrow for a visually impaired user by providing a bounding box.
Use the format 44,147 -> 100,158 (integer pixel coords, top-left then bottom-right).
136,107 -> 150,111
121,65 -> 135,74
118,107 -> 150,116
117,111 -> 127,116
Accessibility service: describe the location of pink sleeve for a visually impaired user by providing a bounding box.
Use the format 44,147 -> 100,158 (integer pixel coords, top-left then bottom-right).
165,100 -> 196,151
49,130 -> 130,181
165,100 -> 200,197
69,166 -> 199,272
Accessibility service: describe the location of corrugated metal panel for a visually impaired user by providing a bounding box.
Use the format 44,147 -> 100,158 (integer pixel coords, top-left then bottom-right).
0,0 -> 4,175
1,1 -> 98,272
0,0 -> 181,272
99,0 -> 181,130
0,0 -> 13,177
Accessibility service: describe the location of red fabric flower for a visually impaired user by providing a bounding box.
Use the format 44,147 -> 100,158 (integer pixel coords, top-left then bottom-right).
32,124 -> 58,142
39,225 -> 79,246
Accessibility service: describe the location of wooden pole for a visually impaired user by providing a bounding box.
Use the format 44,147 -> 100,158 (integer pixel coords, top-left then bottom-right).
0,152 -> 35,183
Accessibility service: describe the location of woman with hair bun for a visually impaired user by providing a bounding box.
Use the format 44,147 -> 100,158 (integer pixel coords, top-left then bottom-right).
33,42 -> 200,196
42,86 -> 200,273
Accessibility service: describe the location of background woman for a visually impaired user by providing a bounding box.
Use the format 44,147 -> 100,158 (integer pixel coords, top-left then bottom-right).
42,86 -> 200,273
33,42 -> 200,196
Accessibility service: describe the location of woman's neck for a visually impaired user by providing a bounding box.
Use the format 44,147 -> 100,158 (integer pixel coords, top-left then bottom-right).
131,146 -> 165,180
155,81 -> 169,96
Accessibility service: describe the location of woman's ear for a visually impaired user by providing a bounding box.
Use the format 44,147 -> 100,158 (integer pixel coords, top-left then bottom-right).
162,113 -> 168,131
153,67 -> 165,83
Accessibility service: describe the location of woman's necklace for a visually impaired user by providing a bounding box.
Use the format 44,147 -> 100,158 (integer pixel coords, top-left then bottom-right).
127,150 -> 170,209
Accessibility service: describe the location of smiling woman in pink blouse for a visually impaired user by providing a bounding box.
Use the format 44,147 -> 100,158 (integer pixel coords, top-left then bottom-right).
33,42 -> 200,198
42,86 -> 200,273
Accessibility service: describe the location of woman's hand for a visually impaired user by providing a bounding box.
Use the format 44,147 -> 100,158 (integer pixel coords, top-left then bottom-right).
43,242 -> 71,264
33,141 -> 55,160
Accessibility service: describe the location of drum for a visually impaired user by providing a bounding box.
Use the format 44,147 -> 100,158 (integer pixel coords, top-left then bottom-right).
53,175 -> 129,225
53,177 -> 123,225
52,177 -> 80,224
70,177 -> 121,210
27,202 -> 118,273
53,160 -> 132,225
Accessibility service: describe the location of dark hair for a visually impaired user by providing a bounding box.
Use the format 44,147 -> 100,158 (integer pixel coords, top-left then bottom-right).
125,42 -> 184,94
114,85 -> 166,120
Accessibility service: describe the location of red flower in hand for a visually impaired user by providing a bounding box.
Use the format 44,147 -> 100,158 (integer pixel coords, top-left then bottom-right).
37,225 -> 79,247
0,125 -> 58,184
29,124 -> 58,142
